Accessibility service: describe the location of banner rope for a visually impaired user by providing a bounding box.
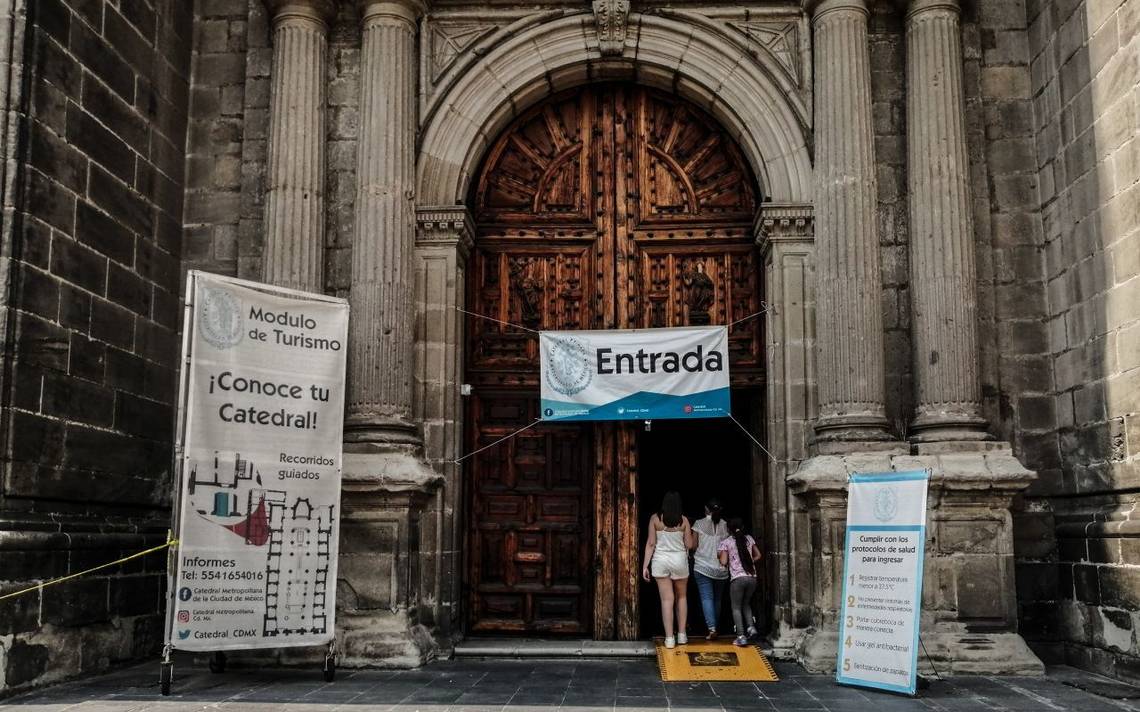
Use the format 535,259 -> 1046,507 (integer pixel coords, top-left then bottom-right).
458,304 -> 771,334
726,302 -> 772,329
456,307 -> 538,334
452,418 -> 542,464
722,410 -> 777,462
0,536 -> 179,603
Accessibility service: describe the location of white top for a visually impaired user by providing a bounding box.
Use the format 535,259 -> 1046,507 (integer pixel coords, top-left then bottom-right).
692,516 -> 730,579
654,528 -> 687,556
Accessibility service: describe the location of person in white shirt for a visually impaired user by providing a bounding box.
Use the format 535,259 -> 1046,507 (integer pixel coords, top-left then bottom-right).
690,498 -> 730,639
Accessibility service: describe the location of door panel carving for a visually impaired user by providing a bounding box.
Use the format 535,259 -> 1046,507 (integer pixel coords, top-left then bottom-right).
466,84 -> 761,635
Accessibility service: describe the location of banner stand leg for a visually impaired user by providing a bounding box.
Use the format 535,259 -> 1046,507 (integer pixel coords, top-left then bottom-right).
323,640 -> 337,682
160,644 -> 173,696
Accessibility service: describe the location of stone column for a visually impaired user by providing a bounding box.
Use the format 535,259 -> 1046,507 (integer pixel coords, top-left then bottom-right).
261,0 -> 335,291
905,0 -> 988,442
810,0 -> 892,446
345,0 -> 423,445
339,0 -> 442,668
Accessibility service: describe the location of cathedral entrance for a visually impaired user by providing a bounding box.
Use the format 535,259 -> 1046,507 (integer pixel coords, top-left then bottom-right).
464,84 -> 764,638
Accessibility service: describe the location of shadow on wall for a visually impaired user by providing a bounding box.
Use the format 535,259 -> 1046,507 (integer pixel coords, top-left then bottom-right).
1018,0 -> 1140,683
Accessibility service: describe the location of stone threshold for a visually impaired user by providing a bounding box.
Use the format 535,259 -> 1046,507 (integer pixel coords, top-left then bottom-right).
453,638 -> 655,658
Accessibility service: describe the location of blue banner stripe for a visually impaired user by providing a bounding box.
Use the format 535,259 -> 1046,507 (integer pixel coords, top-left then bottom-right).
540,386 -> 730,422
849,471 -> 929,483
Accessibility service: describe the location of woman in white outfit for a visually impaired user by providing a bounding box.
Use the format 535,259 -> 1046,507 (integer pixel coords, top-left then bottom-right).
641,491 -> 694,648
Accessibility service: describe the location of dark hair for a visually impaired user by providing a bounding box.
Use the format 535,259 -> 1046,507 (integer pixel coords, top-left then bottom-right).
660,491 -> 683,528
727,518 -> 754,575
705,497 -> 724,524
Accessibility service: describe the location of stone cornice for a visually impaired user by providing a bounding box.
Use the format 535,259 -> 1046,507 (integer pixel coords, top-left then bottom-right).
754,202 -> 814,254
416,205 -> 475,258
264,0 -> 337,27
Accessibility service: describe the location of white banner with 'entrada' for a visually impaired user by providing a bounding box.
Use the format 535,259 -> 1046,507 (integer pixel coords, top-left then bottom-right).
539,326 -> 730,421
166,271 -> 348,652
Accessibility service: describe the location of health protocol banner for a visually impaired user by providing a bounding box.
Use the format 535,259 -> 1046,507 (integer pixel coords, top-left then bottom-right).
166,271 -> 349,651
540,326 -> 729,421
837,470 -> 930,695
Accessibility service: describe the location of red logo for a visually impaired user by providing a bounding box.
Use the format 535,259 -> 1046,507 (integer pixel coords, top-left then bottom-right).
177,611 -> 190,623
683,405 -> 693,414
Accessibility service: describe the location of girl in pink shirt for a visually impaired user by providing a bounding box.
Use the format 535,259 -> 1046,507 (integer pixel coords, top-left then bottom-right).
717,518 -> 762,646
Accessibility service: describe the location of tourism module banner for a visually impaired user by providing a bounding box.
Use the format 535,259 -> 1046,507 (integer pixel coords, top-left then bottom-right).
539,326 -> 730,421
166,271 -> 349,652
836,470 -> 930,695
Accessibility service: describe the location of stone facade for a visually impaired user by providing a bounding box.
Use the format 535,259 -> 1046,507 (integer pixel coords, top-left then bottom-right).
0,0 -> 191,693
1016,0 -> 1140,681
0,0 -> 1136,698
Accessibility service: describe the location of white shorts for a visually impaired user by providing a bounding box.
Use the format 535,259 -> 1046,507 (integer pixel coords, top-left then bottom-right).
651,552 -> 689,579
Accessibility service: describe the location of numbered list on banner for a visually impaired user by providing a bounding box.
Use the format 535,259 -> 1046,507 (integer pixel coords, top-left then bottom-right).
837,471 -> 930,695
170,273 -> 349,651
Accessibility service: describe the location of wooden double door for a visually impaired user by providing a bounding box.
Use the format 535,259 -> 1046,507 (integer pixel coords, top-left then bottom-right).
465,84 -> 763,637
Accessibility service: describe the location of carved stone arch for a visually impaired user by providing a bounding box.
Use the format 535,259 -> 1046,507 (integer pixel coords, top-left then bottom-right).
416,12 -> 814,209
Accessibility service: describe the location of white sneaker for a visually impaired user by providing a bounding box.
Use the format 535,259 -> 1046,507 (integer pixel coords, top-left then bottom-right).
664,636 -> 676,649
677,633 -> 688,645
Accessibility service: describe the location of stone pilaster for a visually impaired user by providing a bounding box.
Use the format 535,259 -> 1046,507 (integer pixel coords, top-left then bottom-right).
261,0 -> 335,291
905,0 -> 989,442
414,207 -> 474,646
757,204 -> 817,657
809,0 -> 892,446
345,0 -> 424,445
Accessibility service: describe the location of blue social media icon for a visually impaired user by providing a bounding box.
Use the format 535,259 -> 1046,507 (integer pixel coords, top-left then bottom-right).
178,587 -> 192,602
178,629 -> 191,640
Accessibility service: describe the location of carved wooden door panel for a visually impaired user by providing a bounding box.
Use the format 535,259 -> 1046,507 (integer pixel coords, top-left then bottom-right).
467,84 -> 760,637
467,392 -> 593,633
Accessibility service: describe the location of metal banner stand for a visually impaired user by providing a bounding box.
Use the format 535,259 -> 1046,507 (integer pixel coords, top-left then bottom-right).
159,272 -> 345,696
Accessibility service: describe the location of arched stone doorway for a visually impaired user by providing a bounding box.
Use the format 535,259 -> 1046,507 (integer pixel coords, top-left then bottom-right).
463,83 -> 765,639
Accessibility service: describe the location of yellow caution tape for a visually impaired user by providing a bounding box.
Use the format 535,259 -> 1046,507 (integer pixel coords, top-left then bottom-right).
0,536 -> 179,603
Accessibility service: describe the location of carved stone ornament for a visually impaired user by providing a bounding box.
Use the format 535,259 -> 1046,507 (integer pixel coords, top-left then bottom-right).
592,0 -> 631,56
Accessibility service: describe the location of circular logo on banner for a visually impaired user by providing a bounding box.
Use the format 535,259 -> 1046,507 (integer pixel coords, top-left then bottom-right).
199,286 -> 243,349
544,335 -> 593,396
874,485 -> 899,522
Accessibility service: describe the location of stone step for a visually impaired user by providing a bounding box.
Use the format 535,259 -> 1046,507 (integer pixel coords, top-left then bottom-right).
452,639 -> 655,658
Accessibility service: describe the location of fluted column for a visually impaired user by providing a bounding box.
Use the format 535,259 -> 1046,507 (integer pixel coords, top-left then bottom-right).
345,0 -> 423,444
905,0 -> 989,441
810,0 -> 891,444
261,0 -> 334,292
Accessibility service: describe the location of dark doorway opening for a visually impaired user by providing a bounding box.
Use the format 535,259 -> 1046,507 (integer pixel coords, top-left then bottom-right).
637,393 -> 754,638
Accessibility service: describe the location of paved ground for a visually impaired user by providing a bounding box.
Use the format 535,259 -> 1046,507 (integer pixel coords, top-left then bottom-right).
6,658 -> 1140,711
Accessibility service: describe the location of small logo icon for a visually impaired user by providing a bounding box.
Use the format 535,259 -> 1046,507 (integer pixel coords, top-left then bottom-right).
177,611 -> 190,623
543,408 -> 554,417
544,335 -> 593,396
178,629 -> 191,640
178,587 -> 193,602
617,407 -> 625,415
198,286 -> 243,350
683,404 -> 694,414
874,486 -> 899,522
